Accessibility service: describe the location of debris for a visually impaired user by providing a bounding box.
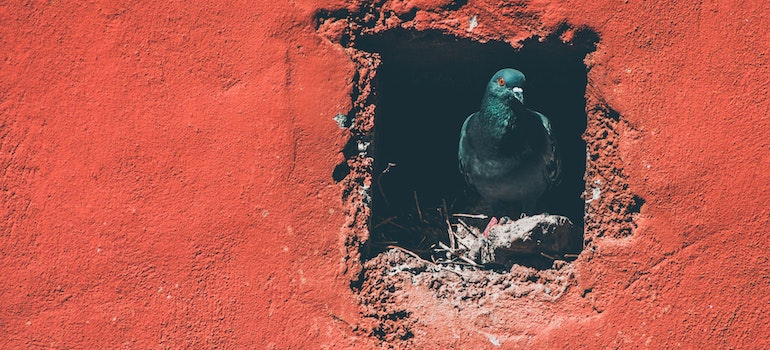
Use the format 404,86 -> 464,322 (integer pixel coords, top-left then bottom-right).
455,214 -> 573,266
453,213 -> 488,219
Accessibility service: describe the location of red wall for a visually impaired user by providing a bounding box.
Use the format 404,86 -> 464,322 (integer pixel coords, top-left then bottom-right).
2,0 -> 768,348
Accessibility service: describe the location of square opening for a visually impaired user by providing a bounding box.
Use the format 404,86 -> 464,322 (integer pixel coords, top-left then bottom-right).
359,29 -> 593,262
316,12 -> 642,341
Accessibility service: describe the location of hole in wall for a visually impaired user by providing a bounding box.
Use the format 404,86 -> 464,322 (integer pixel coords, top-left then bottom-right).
358,29 -> 594,264
317,7 -> 644,343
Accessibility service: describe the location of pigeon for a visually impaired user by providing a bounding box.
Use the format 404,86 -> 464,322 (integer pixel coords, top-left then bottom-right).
458,68 -> 561,218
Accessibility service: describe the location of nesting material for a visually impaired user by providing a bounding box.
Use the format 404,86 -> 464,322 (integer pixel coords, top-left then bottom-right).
456,214 -> 573,265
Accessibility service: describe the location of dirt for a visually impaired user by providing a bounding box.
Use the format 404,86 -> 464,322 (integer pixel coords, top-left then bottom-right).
357,248 -> 578,347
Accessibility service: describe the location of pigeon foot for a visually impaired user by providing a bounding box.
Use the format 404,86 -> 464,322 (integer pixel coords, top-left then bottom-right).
483,216 -> 499,237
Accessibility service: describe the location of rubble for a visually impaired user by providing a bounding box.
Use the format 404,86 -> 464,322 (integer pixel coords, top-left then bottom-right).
456,214 -> 573,266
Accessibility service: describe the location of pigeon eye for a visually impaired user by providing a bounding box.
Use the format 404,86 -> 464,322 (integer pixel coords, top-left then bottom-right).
497,77 -> 505,86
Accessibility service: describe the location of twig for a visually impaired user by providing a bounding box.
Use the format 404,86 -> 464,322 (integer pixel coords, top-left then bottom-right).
413,191 -> 425,223
439,266 -> 464,276
437,241 -> 453,254
448,197 -> 457,211
373,216 -> 397,229
442,199 -> 455,249
453,233 -> 470,250
383,219 -> 409,230
389,245 -> 463,276
438,241 -> 483,267
387,245 -> 430,263
417,235 -> 427,249
456,254 -> 482,267
457,219 -> 477,238
371,241 -> 399,245
377,163 -> 396,208
564,253 -> 580,259
453,213 -> 489,219
540,252 -> 556,260
435,260 -> 479,267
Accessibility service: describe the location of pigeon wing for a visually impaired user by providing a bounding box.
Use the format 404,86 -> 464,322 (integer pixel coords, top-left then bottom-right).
458,112 -> 477,187
534,110 -> 562,188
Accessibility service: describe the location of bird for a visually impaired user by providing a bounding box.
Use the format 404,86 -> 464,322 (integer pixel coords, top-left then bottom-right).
458,68 -> 561,220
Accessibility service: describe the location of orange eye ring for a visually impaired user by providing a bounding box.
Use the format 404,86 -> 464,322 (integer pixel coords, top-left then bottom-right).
497,77 -> 505,86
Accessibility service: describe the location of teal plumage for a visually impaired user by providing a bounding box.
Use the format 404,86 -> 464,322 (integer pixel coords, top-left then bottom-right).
458,68 -> 561,215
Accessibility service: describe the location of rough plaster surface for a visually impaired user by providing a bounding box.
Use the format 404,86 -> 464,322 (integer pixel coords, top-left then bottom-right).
2,0 -> 769,348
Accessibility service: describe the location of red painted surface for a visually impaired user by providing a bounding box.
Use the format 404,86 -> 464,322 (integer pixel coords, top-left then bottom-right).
2,0 -> 769,348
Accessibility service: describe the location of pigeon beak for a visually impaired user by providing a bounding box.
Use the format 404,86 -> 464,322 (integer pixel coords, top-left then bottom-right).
511,87 -> 524,104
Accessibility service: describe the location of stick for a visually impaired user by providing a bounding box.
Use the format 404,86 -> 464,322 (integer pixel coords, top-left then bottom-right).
435,260 -> 479,267
438,241 -> 482,267
383,219 -> 409,230
390,245 -> 463,276
413,191 -> 425,223
387,245 -> 430,263
456,254 -> 483,267
453,233 -> 470,250
371,241 -> 399,245
372,216 -> 397,229
453,213 -> 489,219
442,199 -> 455,249
377,163 -> 395,208
540,252 -> 556,260
457,219 -> 477,238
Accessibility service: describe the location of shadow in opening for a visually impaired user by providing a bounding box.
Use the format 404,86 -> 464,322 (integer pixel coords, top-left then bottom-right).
359,29 -> 596,266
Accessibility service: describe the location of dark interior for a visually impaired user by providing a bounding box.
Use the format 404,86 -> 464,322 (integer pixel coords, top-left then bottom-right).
358,29 -> 596,258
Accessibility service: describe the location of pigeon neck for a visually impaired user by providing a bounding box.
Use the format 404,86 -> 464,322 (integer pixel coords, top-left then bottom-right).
480,96 -> 517,130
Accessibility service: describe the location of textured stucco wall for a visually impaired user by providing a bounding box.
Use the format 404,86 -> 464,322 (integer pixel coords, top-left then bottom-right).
1,0 -> 768,348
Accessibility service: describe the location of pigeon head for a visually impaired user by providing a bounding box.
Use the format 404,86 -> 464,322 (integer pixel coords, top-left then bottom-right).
485,68 -> 526,104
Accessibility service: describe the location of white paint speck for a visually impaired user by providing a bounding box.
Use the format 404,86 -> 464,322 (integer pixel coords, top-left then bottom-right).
359,185 -> 372,204
484,333 -> 501,347
586,186 -> 601,203
467,15 -> 478,32
333,113 -> 348,128
357,141 -> 370,153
